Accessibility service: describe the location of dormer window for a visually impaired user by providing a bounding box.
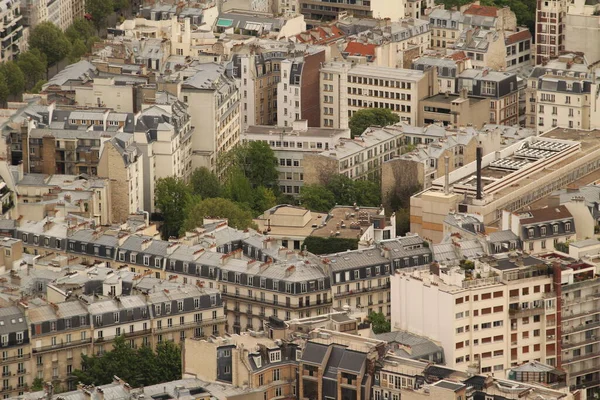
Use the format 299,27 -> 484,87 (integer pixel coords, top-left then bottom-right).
119,252 -> 125,261
143,255 -> 150,266
253,355 -> 262,368
565,222 -> 571,232
553,224 -> 558,234
155,258 -> 161,267
269,350 -> 281,363
540,226 -> 547,236
528,228 -> 534,238
130,253 -> 137,263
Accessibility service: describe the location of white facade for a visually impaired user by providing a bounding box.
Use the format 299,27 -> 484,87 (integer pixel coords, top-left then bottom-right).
0,0 -> 24,62
277,59 -> 301,128
75,78 -> 136,113
320,62 -> 431,129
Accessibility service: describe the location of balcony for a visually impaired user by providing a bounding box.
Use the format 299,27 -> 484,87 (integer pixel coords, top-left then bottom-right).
223,292 -> 332,309
33,338 -> 92,353
0,354 -> 30,364
563,351 -> 600,364
154,317 -> 227,334
562,336 -> 600,350
509,306 -> 545,318
0,386 -> 12,393
562,308 -> 600,322
563,321 -> 600,335
334,282 -> 391,300
571,379 -> 600,391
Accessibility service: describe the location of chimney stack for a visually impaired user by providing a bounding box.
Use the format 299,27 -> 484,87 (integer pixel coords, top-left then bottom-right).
476,146 -> 483,200
444,156 -> 450,195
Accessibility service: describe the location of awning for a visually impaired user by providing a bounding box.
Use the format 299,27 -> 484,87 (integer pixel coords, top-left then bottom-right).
216,18 -> 233,28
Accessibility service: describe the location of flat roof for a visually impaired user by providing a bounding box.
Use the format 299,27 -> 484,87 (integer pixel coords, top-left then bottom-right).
311,206 -> 386,240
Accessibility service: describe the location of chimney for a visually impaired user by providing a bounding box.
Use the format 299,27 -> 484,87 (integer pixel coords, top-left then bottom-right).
444,156 -> 450,195
476,146 -> 483,200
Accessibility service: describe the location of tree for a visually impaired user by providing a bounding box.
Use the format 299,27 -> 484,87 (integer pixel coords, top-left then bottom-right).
299,184 -> 336,213
66,18 -> 96,45
253,186 -> 277,214
86,0 -> 116,31
69,38 -> 89,63
17,49 -> 47,90
72,336 -> 182,388
326,175 -> 356,205
0,61 -> 25,99
395,208 -> 411,236
190,167 -> 221,199
221,142 -> 278,189
31,80 -> 47,94
0,71 -> 10,107
223,169 -> 254,206
303,236 -> 358,255
155,177 -> 192,240
369,312 -> 391,334
353,179 -> 381,207
349,108 -> 400,138
182,198 -> 257,232
28,22 -> 72,70
31,378 -> 44,391
155,341 -> 182,383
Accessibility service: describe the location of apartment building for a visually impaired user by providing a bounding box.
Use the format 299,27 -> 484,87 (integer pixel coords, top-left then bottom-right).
299,0 -> 422,22
303,125 -> 404,183
74,78 -> 137,114
180,63 -> 241,172
566,0 -> 600,64
457,68 -> 519,126
392,254 -> 559,378
504,28 -> 533,72
97,134 -> 145,224
427,9 -> 464,50
0,0 -> 23,62
184,333 -> 300,399
242,120 -> 350,196
232,51 -> 284,128
133,102 -> 193,212
525,54 -> 598,133
298,330 -> 386,400
535,0 -> 568,63
320,61 -> 436,129
418,91 -> 491,128
277,50 -> 326,128
343,18 -> 431,69
327,235 -> 431,318
0,306 -> 30,398
501,207 -> 579,254
412,53 -> 472,94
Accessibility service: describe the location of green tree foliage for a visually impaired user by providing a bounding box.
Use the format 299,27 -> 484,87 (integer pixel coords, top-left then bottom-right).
113,0 -> 130,11
72,336 -> 182,387
354,179 -> 381,207
223,169 -> 254,205
327,175 -> 356,205
0,71 -> 10,107
31,378 -> 44,392
369,312 -> 391,334
155,177 -> 192,240
221,142 -> 278,188
253,186 -> 277,214
182,197 -> 256,232
28,22 -> 72,69
190,167 -> 222,199
17,49 -> 47,91
299,184 -> 336,212
349,108 -> 400,138
66,18 -> 96,44
395,208 -> 411,236
86,0 -> 115,31
303,236 -> 358,255
31,80 -> 47,94
0,61 -> 25,99
69,38 -> 89,63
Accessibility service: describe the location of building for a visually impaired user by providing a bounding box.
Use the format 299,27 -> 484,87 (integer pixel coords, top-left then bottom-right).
342,18 -> 431,69
299,0 -> 427,23
310,205 -> 398,248
565,0 -> 600,64
253,205 -> 328,250
242,120 -> 350,196
392,254 -> 559,378
412,53 -> 473,94
535,0 -> 568,64
0,306 -> 29,397
0,0 -> 24,63
180,63 -> 241,172
457,69 -> 519,126
524,54 -> 599,133
409,129 -> 600,243
501,206 -> 581,254
303,125 -> 404,183
418,91 -> 491,128
298,329 -> 386,400
319,61 -> 437,129
184,332 -> 300,398
277,50 -> 326,128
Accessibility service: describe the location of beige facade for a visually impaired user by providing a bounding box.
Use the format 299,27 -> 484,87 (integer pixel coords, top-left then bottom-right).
75,78 -> 136,113
419,91 -> 491,128
320,61 -> 437,129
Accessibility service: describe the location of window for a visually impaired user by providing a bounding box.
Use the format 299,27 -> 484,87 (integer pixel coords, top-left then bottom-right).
272,368 -> 280,381
269,350 -> 281,363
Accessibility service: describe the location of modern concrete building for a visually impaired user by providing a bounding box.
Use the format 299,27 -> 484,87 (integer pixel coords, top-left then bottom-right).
535,0 -> 568,63
410,129 -> 600,243
0,0 -> 24,62
319,61 -> 437,129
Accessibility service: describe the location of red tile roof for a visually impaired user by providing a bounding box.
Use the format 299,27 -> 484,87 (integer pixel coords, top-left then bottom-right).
463,4 -> 498,17
295,25 -> 344,45
450,51 -> 468,61
344,41 -> 377,58
505,29 -> 532,45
